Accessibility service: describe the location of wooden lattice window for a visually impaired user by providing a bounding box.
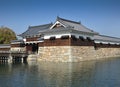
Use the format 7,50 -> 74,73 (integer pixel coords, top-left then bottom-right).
71,35 -> 77,40
50,36 -> 56,40
86,37 -> 92,42
61,35 -> 69,39
79,36 -> 84,41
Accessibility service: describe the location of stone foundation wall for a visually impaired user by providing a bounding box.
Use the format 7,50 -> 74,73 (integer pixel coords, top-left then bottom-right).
71,46 -> 120,62
95,47 -> 120,58
71,46 -> 96,62
38,46 -> 120,62
38,46 -> 71,62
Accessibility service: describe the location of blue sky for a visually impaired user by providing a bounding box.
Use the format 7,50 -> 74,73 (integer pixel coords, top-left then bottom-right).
0,0 -> 120,37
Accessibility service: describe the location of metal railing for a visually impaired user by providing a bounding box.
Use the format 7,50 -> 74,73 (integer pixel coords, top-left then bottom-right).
0,51 -> 10,53
0,50 -> 27,54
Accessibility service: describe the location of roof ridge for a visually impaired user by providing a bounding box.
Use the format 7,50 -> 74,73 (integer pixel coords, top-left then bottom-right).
80,23 -> 99,34
57,16 -> 81,24
29,23 -> 53,28
0,44 -> 10,46
97,35 -> 120,39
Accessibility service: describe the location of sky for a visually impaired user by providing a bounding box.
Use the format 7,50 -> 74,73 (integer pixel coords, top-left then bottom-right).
0,0 -> 120,37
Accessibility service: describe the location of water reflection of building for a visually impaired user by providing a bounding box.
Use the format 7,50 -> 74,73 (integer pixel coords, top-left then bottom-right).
34,61 -> 96,87
1,17 -> 120,62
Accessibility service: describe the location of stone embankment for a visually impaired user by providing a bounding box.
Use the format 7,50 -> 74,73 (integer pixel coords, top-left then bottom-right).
38,46 -> 120,62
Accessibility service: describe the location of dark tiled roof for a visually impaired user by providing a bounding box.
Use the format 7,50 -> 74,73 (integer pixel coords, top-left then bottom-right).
11,40 -> 24,43
19,17 -> 120,44
20,17 -> 99,38
94,35 -> 120,43
42,27 -> 72,34
0,44 -> 10,48
42,27 -> 94,35
56,17 -> 99,34
20,23 -> 53,37
57,16 -> 81,24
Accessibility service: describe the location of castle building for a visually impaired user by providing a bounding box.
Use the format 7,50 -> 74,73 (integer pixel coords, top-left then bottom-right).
10,17 -> 120,62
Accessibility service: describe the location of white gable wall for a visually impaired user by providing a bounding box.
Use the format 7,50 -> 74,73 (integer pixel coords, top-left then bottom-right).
70,32 -> 94,40
50,21 -> 66,29
44,33 -> 71,39
44,31 -> 94,40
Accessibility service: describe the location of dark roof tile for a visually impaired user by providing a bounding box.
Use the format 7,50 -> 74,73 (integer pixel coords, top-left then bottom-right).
94,35 -> 120,43
20,23 -> 53,37
56,17 -> 98,34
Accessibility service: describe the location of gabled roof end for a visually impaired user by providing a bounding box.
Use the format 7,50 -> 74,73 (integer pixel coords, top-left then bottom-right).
56,16 -> 81,24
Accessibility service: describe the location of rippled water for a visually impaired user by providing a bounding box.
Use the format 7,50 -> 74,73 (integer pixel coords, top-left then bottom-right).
0,58 -> 120,87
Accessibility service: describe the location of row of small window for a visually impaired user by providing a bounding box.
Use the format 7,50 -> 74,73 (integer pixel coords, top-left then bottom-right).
98,43 -> 120,46
50,35 -> 69,40
49,35 -> 92,41
25,35 -> 42,38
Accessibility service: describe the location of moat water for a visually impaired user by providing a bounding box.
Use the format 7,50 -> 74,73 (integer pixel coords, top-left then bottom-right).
0,57 -> 120,87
